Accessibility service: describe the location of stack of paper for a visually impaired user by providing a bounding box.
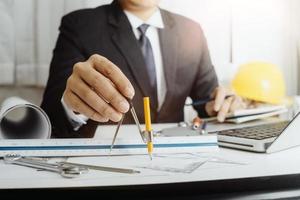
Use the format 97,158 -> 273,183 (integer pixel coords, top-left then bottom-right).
206,104 -> 287,124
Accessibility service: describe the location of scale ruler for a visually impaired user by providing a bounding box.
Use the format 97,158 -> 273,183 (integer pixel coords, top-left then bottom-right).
0,136 -> 218,157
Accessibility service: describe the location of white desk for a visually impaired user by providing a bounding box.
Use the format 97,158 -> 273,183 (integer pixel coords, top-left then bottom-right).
1,121 -> 300,198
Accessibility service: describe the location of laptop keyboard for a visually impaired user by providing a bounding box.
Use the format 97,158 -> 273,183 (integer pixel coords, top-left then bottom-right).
217,121 -> 289,140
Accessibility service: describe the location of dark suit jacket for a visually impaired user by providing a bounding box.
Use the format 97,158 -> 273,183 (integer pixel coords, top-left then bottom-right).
41,0 -> 219,138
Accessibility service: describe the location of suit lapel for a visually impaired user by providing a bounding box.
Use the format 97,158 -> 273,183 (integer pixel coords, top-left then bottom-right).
159,10 -> 178,110
108,2 -> 157,109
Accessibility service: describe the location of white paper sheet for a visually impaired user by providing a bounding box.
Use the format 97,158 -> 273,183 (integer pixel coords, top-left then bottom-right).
66,152 -> 248,176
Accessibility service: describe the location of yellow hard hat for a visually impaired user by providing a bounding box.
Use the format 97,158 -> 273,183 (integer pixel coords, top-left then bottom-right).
231,62 -> 286,104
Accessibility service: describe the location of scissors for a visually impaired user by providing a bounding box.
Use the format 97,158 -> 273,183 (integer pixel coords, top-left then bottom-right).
110,100 -> 146,151
4,154 -> 88,178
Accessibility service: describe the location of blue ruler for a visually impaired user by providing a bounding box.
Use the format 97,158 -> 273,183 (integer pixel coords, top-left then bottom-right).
0,136 -> 218,157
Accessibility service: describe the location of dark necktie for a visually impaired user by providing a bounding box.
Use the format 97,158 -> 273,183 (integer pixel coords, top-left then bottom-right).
138,24 -> 158,109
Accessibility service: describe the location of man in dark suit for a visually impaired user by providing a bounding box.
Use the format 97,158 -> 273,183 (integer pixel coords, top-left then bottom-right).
41,0 -> 244,138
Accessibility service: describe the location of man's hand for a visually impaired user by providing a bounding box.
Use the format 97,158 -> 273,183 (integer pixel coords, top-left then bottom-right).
63,54 -> 135,122
205,86 -> 246,122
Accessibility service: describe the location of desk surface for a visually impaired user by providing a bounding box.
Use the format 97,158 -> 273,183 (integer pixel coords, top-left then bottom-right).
1,120 -> 300,197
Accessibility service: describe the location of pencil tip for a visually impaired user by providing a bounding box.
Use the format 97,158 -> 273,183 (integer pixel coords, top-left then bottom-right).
149,154 -> 153,160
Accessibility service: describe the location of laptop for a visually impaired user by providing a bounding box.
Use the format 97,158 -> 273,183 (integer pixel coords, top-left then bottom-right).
216,112 -> 300,153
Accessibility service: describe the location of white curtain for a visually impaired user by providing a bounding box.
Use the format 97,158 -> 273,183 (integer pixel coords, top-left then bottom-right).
0,0 -> 14,84
0,0 -> 111,86
0,0 -> 299,95
291,0 -> 300,94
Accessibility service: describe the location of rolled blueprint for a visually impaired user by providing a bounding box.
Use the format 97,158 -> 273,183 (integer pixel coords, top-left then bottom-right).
0,97 -> 51,139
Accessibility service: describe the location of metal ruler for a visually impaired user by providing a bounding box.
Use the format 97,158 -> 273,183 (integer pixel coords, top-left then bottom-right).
0,136 -> 218,157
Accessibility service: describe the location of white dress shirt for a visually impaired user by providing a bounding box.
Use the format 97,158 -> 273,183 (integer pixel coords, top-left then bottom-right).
62,9 -> 166,130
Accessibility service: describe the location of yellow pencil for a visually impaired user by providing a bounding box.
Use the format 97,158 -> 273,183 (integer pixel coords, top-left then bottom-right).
143,97 -> 153,160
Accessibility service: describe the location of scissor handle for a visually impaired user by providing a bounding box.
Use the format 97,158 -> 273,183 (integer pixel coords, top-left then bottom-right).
3,154 -> 22,163
60,166 -> 87,178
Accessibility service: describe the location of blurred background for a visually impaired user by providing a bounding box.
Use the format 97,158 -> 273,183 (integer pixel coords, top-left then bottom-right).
0,0 -> 299,106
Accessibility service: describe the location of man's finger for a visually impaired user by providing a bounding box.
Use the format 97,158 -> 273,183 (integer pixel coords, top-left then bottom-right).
77,66 -> 130,114
229,96 -> 244,113
89,54 -> 135,98
214,87 -> 226,112
217,97 -> 234,122
205,100 -> 217,117
69,77 -> 123,122
64,91 -> 109,122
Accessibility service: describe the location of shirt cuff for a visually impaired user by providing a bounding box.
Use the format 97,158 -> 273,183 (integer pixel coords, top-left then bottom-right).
61,97 -> 89,131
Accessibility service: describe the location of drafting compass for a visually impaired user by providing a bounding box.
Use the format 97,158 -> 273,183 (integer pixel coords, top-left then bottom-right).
110,100 -> 147,151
